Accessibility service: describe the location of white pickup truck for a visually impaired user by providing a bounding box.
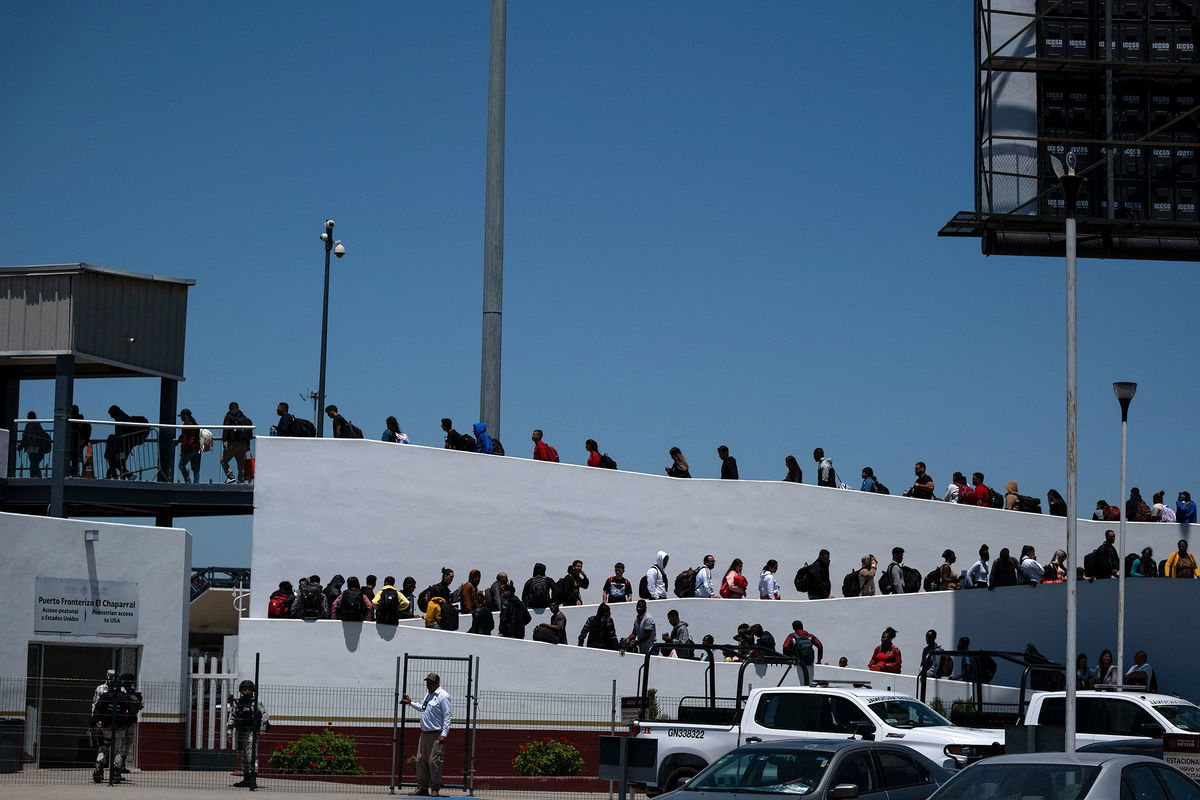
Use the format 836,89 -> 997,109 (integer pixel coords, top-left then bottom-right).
635,685 -> 1004,792
1020,690 -> 1200,746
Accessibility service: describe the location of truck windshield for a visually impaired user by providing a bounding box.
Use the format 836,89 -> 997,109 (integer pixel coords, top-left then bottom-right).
689,748 -> 833,795
867,699 -> 952,728
1156,704 -> 1200,732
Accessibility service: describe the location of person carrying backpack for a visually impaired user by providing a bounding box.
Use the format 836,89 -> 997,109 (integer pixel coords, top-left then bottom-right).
531,428 -> 559,462
521,563 -> 556,609
643,552 -> 669,600
578,603 -> 620,649
556,560 -> 590,605
603,563 -> 633,603
18,411 -> 51,478
782,620 -> 823,680
373,576 -> 409,625
331,576 -> 373,621
324,404 -> 362,438
292,575 -> 329,620
473,422 -> 494,454
220,402 -> 254,483
267,581 -> 295,618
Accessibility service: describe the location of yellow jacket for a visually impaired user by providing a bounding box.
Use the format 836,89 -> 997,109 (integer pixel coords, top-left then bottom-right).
1164,551 -> 1198,578
424,596 -> 444,627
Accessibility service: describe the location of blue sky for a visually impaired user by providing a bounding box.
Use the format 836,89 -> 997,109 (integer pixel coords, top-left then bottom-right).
4,2 -> 1197,566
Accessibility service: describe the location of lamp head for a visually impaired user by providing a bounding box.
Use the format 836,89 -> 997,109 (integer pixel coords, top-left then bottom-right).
333,241 -> 345,258
1114,381 -> 1137,420
1113,382 -> 1137,402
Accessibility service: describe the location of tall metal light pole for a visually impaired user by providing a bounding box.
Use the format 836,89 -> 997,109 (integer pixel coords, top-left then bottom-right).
317,219 -> 346,437
480,0 -> 506,437
1053,151 -> 1083,753
1114,381 -> 1137,680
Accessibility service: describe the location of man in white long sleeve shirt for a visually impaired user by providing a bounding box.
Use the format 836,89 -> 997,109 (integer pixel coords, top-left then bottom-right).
694,554 -> 717,597
403,673 -> 452,796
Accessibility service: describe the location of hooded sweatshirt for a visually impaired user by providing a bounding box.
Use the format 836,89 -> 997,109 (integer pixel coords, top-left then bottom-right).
667,619 -> 694,658
459,569 -> 484,614
323,575 -> 345,607
473,423 -> 493,454
646,552 -> 669,600
1004,480 -> 1020,511
522,562 -> 555,609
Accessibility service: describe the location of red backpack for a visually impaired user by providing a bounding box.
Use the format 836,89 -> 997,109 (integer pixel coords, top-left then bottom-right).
1103,505 -> 1121,521
545,444 -> 559,463
267,593 -> 289,618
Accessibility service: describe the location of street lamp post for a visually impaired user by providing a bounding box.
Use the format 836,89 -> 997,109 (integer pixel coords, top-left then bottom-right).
1114,381 -> 1137,680
1052,152 -> 1083,753
317,219 -> 346,437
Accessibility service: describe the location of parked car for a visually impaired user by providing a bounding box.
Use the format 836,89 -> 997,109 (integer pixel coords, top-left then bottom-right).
640,685 -> 1003,790
656,739 -> 952,800
1078,738 -> 1165,759
927,753 -> 1200,799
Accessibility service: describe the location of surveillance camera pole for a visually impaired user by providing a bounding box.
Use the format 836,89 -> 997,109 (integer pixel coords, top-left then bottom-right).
1114,382 -> 1136,682
1060,159 -> 1083,754
317,219 -> 334,437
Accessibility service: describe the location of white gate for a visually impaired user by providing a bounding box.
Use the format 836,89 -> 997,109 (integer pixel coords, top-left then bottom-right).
188,655 -> 236,750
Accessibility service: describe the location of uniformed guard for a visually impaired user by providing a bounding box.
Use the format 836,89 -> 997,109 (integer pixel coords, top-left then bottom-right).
90,675 -> 134,784
227,679 -> 268,790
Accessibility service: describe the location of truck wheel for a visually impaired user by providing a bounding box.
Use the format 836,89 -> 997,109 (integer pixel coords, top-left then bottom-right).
664,766 -> 700,791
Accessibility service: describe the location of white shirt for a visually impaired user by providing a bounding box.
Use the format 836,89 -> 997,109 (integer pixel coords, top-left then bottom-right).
1019,557 -> 1044,584
758,570 -> 780,599
409,687 -> 452,736
943,483 -> 961,503
966,559 -> 989,588
694,566 -> 715,598
646,565 -> 668,600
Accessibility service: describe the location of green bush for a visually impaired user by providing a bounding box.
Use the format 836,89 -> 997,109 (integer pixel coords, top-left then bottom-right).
268,729 -> 365,775
512,736 -> 584,777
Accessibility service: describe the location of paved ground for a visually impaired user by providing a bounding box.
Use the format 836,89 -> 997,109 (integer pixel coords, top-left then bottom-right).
0,773 -> 621,800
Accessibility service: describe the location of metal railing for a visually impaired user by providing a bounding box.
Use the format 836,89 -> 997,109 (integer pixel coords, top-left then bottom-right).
10,419 -> 254,484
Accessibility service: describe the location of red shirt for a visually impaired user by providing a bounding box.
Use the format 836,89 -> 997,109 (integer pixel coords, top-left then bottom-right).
533,440 -> 555,461
869,644 -> 902,673
587,450 -> 601,467
972,483 -> 990,506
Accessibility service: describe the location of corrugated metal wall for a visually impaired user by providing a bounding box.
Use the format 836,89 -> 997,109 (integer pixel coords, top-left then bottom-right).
0,273 -> 74,352
73,272 -> 188,378
0,269 -> 188,378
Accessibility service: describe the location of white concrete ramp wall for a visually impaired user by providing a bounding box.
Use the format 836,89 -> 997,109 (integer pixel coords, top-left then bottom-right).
247,439 -> 1198,697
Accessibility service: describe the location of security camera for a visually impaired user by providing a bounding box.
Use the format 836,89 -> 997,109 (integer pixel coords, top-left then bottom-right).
324,219 -> 335,231
320,232 -> 329,241
333,241 -> 346,258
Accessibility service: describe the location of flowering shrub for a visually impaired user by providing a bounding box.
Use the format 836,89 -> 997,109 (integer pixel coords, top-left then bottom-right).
512,737 -> 584,776
268,729 -> 365,775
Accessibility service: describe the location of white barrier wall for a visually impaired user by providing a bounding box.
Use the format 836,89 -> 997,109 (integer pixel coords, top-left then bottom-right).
237,579 -> 1198,702
252,438 -> 1193,613
0,511 -> 191,685
246,440 -> 1198,698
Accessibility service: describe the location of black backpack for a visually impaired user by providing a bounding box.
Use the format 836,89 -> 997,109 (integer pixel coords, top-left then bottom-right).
879,565 -> 897,595
638,574 -> 651,599
491,438 -> 505,456
439,601 -> 460,631
977,654 -> 998,683
375,588 -> 401,625
988,488 -> 1004,509
841,570 -> 861,598
291,417 -> 316,437
345,421 -> 364,439
674,567 -> 699,598
1124,552 -> 1139,578
528,576 -> 552,608
874,481 -> 890,495
902,566 -> 922,593
924,568 -> 943,593
455,432 -> 476,452
230,415 -> 254,442
794,564 -> 812,593
599,453 -> 618,469
337,588 -> 365,621
298,584 -> 324,618
1016,494 -> 1043,513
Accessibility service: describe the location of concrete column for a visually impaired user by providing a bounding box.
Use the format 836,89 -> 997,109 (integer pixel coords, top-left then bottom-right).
0,367 -> 18,478
49,355 -> 75,517
158,378 -> 178,482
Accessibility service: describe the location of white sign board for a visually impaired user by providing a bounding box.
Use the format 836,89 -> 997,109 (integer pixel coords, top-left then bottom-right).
1164,734 -> 1200,781
35,577 -> 138,637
